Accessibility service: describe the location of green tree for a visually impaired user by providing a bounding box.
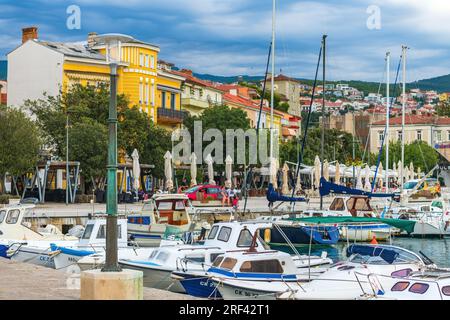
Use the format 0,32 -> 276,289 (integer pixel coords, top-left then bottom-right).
0,106 -> 41,193
436,101 -> 450,117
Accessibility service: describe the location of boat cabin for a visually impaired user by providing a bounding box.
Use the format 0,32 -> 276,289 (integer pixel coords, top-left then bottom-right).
303,196 -> 375,218
78,218 -> 128,247
128,194 -> 192,227
208,250 -> 298,279
0,205 -> 46,241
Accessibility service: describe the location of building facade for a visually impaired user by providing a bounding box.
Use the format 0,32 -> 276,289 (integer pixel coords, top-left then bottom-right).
0,80 -> 6,105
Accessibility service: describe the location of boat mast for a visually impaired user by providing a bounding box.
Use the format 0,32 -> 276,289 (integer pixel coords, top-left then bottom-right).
320,35 -> 327,210
385,52 -> 390,193
270,0 -> 276,178
401,46 -> 407,192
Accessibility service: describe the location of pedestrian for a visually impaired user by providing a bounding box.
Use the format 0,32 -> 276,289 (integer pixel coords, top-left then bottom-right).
232,195 -> 239,212
222,187 -> 230,206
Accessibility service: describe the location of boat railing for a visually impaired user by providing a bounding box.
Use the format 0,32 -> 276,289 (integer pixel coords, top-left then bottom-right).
6,242 -> 27,258
176,246 -> 221,252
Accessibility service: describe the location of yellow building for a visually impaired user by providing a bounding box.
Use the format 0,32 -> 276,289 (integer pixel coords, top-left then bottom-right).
8,27 -> 184,128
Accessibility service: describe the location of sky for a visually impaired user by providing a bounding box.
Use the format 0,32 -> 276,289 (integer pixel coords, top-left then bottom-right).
1,0 -> 450,82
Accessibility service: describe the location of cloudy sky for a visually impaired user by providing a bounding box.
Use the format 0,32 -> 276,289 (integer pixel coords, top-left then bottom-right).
1,0 -> 450,81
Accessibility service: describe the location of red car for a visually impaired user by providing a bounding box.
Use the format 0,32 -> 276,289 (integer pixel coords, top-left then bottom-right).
183,184 -> 224,201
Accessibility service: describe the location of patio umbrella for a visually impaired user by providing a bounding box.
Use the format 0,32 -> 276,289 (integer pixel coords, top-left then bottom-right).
323,160 -> 329,182
205,154 -> 216,185
282,163 -> 290,195
314,155 -> 321,189
164,151 -> 173,191
189,152 -> 197,187
397,160 -> 403,184
225,155 -> 233,189
409,162 -> 415,179
131,149 -> 140,193
270,157 -> 278,189
417,167 -> 422,179
404,166 -> 410,181
364,165 -> 371,191
378,162 -> 383,189
355,166 -> 363,189
294,166 -> 302,193
335,161 -> 341,185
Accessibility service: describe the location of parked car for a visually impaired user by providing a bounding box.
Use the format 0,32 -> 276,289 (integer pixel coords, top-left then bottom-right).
183,184 -> 223,201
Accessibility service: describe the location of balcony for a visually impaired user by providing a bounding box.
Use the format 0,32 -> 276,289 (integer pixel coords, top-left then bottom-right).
182,97 -> 210,110
157,108 -> 188,124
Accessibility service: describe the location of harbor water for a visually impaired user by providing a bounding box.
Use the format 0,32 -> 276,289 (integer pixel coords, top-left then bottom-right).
273,237 -> 450,268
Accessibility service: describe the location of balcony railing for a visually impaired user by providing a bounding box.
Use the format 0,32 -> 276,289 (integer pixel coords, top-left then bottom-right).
157,108 -> 188,124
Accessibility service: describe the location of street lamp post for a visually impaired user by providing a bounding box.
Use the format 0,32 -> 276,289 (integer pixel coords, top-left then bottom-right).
94,34 -> 135,273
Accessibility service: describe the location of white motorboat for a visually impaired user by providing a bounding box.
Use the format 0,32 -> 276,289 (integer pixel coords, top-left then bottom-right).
303,196 -> 395,241
127,194 -> 198,247
358,269 -> 450,300
206,250 -> 331,300
118,221 -> 274,293
277,244 -> 432,300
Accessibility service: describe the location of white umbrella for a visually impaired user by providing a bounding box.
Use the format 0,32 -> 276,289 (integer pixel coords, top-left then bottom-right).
364,165 -> 371,191
205,154 -> 216,185
164,151 -> 173,191
409,162 -> 415,179
189,152 -> 197,187
225,155 -> 233,189
314,155 -> 321,189
417,167 -> 422,179
323,160 -> 329,182
397,160 -> 403,184
335,161 -> 341,185
281,163 -> 290,195
378,162 -> 383,189
131,149 -> 140,192
356,166 -> 363,189
404,166 -> 410,181
294,165 -> 302,193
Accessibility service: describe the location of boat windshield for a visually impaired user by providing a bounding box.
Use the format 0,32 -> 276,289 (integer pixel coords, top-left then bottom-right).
184,186 -> 200,193
346,197 -> 372,211
403,181 -> 418,190
0,210 -> 6,224
347,245 -> 422,265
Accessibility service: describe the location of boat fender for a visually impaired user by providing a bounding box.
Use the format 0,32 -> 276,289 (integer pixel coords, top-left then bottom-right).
370,236 -> 378,245
264,229 -> 271,243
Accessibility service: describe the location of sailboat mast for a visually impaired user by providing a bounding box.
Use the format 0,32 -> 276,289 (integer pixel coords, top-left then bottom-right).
401,46 -> 407,192
320,35 -> 327,210
385,52 -> 390,192
270,0 -> 275,164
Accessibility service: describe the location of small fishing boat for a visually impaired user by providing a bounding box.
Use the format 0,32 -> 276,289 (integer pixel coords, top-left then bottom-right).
118,221 -> 273,293
277,244 -> 432,300
127,194 -> 196,247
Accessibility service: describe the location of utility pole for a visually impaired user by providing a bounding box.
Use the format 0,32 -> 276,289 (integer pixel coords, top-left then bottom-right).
320,34 -> 327,210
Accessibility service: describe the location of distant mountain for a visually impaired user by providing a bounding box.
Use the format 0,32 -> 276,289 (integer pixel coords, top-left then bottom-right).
0,60 -> 6,80
194,72 -> 450,94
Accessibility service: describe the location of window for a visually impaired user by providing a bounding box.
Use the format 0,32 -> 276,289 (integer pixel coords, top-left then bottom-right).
157,201 -> 173,210
139,82 -> 143,104
6,210 -> 20,224
436,130 -> 442,142
442,286 -> 450,296
220,257 -> 237,270
207,188 -> 220,194
208,225 -> 219,239
96,225 -> 122,239
145,83 -> 149,105
391,268 -> 413,278
398,131 -> 402,141
237,229 -> 255,247
212,256 -> 223,267
175,201 -> 186,210
156,251 -> 170,263
409,283 -> 429,294
150,55 -> 155,69
239,260 -> 283,274
217,227 -> 232,242
329,198 -> 345,211
210,253 -> 222,263
82,224 -> 94,239
448,131 -> 450,141
0,210 -> 5,223
417,130 -> 422,141
171,93 -> 176,110
145,54 -> 149,68
139,53 -> 144,66
162,92 -> 166,108
378,131 -> 384,143
391,281 -> 410,292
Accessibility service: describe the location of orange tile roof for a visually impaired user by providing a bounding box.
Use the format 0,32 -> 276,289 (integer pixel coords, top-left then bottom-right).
170,70 -> 223,91
371,114 -> 450,126
223,93 -> 284,116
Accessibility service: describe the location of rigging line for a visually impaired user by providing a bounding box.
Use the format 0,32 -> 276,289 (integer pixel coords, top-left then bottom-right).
371,54 -> 403,193
290,43 -> 323,208
243,41 -> 272,213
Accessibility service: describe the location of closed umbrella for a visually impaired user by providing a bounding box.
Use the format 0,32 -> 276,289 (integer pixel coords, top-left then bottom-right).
225,155 -> 233,189
205,154 -> 216,185
269,157 -> 278,189
364,165 -> 371,191
294,165 -> 302,193
417,167 -> 422,179
164,151 -> 173,191
409,162 -> 415,179
335,161 -> 341,185
378,162 -> 383,189
189,152 -> 197,187
131,149 -> 140,193
323,160 -> 329,182
281,163 -> 290,195
314,155 -> 321,190
356,166 -> 363,189
397,160 -> 403,185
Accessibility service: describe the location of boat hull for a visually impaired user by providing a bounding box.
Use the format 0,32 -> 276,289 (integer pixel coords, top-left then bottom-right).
175,272 -> 222,299
340,224 -> 392,242
263,225 -> 340,245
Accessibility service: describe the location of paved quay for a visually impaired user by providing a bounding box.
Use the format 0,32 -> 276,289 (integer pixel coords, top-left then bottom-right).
0,258 -> 200,300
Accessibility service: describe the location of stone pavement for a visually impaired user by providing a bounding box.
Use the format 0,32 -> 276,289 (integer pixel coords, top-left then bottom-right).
0,258 -> 200,300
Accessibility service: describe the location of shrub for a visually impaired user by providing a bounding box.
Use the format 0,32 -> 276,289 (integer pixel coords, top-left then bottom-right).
0,195 -> 10,204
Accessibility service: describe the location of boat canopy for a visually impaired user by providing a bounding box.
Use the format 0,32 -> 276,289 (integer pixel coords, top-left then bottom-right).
346,244 -> 399,264
319,178 -> 397,199
266,183 -> 306,203
282,216 -> 416,234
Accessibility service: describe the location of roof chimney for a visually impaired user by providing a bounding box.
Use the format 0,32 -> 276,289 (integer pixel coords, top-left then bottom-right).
22,26 -> 38,44
87,32 -> 98,48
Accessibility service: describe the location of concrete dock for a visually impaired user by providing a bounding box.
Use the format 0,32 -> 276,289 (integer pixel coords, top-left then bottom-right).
0,258 -> 200,300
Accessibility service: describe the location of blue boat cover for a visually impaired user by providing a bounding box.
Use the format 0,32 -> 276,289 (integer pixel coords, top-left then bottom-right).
50,243 -> 94,257
319,178 -> 396,199
346,244 -> 399,264
267,183 -> 306,203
